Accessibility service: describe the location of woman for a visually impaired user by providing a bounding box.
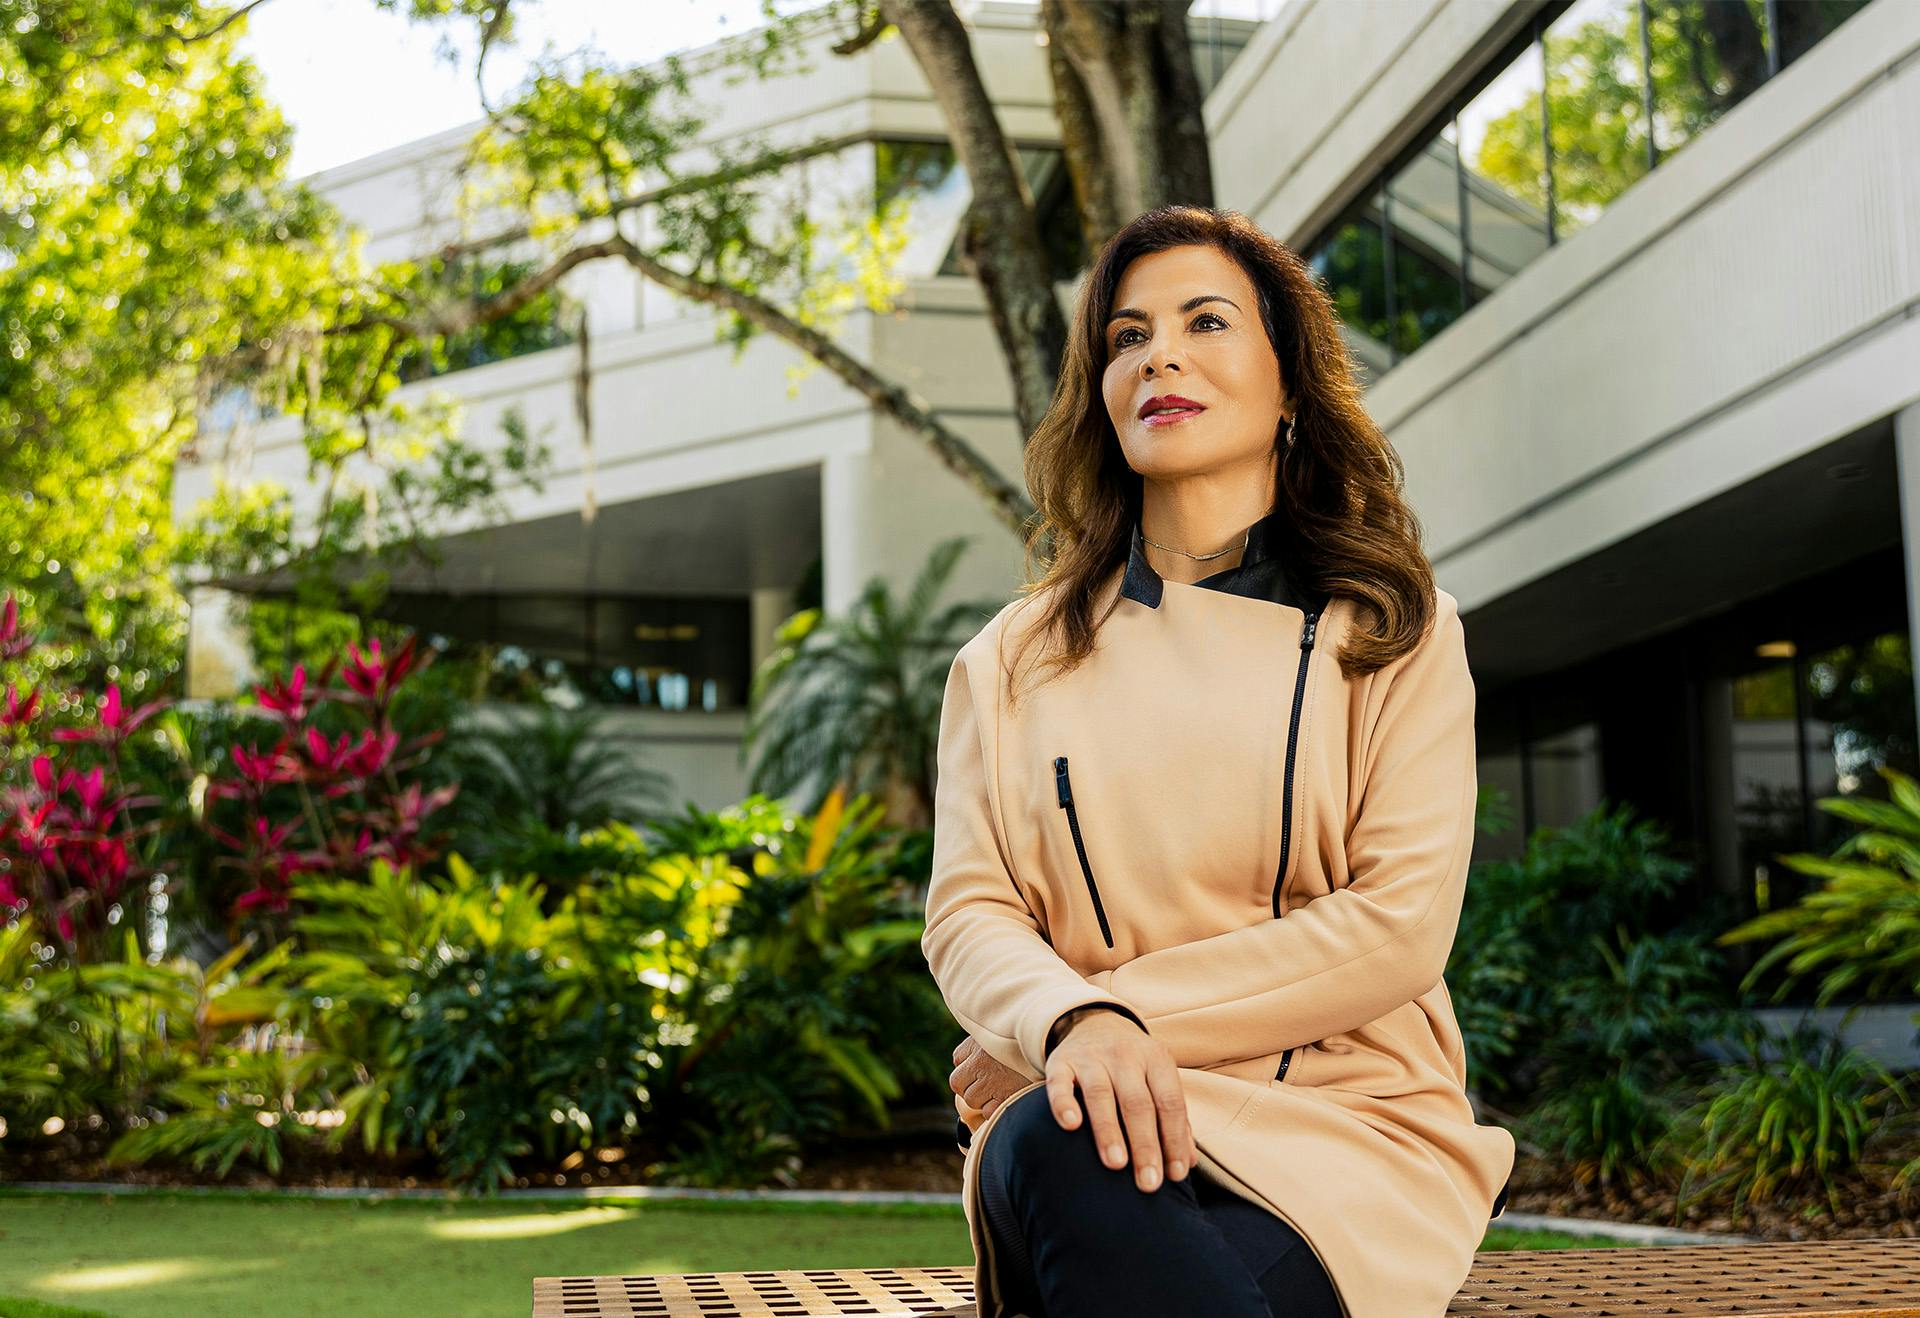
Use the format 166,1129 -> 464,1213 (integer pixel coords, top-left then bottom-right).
921,205 -> 1515,1318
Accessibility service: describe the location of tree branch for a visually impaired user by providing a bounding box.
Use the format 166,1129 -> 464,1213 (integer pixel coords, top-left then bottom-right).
876,0 -> 1068,446
321,229 -> 1034,536
179,0 -> 274,44
608,233 -> 1034,535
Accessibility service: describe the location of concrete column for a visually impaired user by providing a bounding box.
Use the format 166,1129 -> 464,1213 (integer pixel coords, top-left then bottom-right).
1894,399 -> 1920,729
749,586 -> 798,675
821,449 -> 866,619
183,586 -> 256,699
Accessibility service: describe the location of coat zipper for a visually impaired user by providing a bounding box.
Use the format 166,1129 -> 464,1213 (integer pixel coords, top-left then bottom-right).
1274,600 -> 1325,1082
1054,755 -> 1114,948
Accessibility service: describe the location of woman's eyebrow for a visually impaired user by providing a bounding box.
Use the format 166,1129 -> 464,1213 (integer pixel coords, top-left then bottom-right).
1107,294 -> 1241,326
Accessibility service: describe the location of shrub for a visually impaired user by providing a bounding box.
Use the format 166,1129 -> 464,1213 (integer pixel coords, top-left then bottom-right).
204,635 -> 456,919
100,788 -> 951,1193
1517,924 -> 1740,1186
1667,1018 -> 1915,1220
1,595 -> 170,961
1718,763 -> 1920,1013
1450,798 -> 1738,1104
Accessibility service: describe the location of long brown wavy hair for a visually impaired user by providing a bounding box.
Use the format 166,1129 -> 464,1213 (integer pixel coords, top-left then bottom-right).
1002,204 -> 1437,706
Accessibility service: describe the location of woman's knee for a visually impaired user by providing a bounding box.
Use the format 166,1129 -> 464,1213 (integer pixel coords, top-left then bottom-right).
987,1084 -> 1117,1185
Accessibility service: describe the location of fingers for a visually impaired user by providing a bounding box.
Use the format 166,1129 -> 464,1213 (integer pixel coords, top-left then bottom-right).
1113,1068 -> 1168,1192
1147,1049 -> 1195,1183
1052,1055 -> 1192,1194
1045,1061 -> 1086,1135
1043,1025 -> 1194,1195
1073,1066 -> 1130,1180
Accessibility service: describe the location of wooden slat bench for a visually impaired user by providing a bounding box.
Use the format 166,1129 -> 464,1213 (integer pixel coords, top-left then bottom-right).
532,1239 -> 1920,1317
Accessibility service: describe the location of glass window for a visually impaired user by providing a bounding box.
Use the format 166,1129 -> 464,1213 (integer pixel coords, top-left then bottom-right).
1385,120 -> 1467,357
875,139 -> 967,278
391,246 -> 575,384
1528,720 -> 1607,832
1728,654 -> 1806,913
1777,0 -> 1875,70
1543,0 -> 1653,237
1644,0 -> 1774,158
1799,630 -> 1918,855
1726,625 -> 1917,916
1303,188 -> 1391,381
874,140 -> 1087,282
1246,0 -> 1879,371
375,591 -> 752,711
1456,33 -> 1552,300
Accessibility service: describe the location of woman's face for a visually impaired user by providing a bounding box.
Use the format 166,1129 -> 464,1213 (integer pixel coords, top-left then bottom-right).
1100,243 -> 1289,480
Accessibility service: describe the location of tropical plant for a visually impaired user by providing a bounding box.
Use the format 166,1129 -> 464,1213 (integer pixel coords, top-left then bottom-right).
435,702 -> 673,878
200,635 -> 458,920
1445,786 -> 1532,1088
1718,763 -> 1920,1015
743,536 -> 1002,827
1666,1018 -> 1916,1220
1521,1063 -> 1691,1190
0,915 -> 290,1143
640,793 -> 802,861
1,594 -> 171,959
1517,925 -> 1739,1187
639,786 -> 946,1187
1448,797 -> 1730,1100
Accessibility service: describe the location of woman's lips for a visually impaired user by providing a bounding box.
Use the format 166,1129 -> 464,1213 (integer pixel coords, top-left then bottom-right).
1140,406 -> 1206,427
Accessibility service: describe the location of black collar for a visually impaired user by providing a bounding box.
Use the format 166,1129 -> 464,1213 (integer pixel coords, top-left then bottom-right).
1119,506 -> 1314,611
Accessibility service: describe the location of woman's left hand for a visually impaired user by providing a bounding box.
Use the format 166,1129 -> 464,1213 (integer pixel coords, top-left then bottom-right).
951,1034 -> 1033,1119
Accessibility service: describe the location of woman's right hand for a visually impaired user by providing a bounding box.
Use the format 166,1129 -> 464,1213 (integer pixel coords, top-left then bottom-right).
1045,1010 -> 1195,1194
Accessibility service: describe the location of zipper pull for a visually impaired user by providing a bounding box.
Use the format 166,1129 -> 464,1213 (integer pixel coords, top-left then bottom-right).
1054,755 -> 1072,808
1300,607 -> 1321,650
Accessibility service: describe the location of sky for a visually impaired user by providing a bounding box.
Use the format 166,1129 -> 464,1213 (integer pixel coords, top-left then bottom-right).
235,0 -> 1286,181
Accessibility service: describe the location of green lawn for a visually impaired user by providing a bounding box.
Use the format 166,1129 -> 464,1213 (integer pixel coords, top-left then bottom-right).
0,1191 -> 1634,1318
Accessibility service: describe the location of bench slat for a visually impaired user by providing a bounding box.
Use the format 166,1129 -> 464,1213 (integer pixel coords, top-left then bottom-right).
532,1239 -> 1920,1317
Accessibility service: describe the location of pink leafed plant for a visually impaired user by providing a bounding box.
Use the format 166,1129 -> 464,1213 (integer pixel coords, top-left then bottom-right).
204,630 -> 457,920
0,590 -> 459,954
0,595 -> 168,960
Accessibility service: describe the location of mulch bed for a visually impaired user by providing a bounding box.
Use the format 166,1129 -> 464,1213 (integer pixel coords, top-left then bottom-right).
1501,1146 -> 1920,1240
8,1113 -> 1920,1244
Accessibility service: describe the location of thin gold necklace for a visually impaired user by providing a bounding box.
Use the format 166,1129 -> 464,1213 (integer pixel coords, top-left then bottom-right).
1140,523 -> 1249,562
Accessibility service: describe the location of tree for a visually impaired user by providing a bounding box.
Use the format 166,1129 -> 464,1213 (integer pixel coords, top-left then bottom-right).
3,0 -> 1232,691
269,0 -> 1223,537
0,0 -> 552,692
1472,0 -> 1867,239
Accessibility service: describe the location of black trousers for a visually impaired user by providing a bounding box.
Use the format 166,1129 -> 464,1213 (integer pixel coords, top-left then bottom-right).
969,1085 -> 1344,1318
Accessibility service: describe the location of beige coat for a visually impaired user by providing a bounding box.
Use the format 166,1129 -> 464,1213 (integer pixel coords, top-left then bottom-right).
922,561 -> 1514,1318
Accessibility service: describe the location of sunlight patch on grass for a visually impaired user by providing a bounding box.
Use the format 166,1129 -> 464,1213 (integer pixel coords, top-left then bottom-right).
38,1260 -> 200,1294
427,1207 -> 634,1241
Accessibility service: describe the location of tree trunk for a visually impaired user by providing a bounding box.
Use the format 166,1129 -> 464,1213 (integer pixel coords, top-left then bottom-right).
879,0 -> 1071,449
1042,0 -> 1214,246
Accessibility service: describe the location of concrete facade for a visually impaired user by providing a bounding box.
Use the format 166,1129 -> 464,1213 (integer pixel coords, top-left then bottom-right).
179,0 -> 1919,987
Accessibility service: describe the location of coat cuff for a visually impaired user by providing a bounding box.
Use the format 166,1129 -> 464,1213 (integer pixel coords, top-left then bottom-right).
1026,992 -> 1149,1072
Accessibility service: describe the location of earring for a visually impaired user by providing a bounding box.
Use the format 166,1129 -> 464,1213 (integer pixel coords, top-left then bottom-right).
1283,414 -> 1297,448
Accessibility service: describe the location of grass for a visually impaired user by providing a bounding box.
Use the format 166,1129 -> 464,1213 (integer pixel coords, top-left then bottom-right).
0,1300 -> 117,1318
0,1190 -> 1641,1318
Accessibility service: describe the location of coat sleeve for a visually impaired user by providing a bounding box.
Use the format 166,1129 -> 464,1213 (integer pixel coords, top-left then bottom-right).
1101,588 -> 1478,1069
922,642 -> 1149,1080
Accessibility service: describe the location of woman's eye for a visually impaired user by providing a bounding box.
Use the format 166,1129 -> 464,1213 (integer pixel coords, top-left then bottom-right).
1113,314 -> 1226,349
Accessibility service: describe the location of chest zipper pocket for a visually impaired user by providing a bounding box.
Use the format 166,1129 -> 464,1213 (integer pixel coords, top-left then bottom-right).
1053,755 -> 1114,949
